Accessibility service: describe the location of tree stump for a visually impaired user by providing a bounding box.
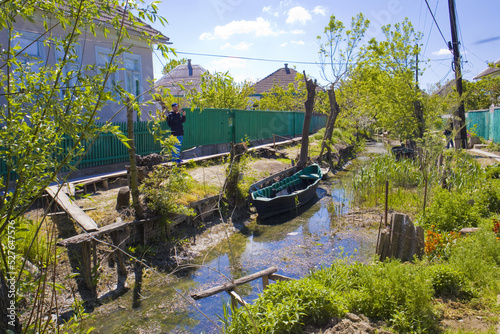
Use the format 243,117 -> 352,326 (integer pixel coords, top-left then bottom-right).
116,187 -> 130,210
376,213 -> 424,262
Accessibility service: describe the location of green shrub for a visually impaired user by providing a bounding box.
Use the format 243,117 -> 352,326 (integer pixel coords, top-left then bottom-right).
140,165 -> 195,217
228,279 -> 347,333
448,229 -> 500,296
346,260 -> 435,333
428,264 -> 475,300
485,163 -> 500,179
472,179 -> 500,215
420,187 -> 482,231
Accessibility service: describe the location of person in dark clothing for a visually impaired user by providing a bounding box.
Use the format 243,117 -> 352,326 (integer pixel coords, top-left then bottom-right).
166,103 -> 186,163
444,121 -> 454,149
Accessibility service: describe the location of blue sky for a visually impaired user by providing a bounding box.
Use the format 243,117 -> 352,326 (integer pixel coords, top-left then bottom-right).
150,0 -> 500,92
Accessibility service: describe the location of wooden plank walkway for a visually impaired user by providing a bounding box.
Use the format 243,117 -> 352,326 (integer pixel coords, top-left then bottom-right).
45,185 -> 99,232
468,149 -> 500,162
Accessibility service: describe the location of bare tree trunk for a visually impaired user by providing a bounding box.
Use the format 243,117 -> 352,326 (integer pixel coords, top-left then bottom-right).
126,98 -> 144,219
297,72 -> 317,169
319,85 -> 341,161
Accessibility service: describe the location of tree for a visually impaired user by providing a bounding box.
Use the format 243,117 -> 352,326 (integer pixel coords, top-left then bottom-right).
191,71 -> 254,109
317,13 -> 370,161
161,57 -> 188,75
257,74 -> 306,111
356,18 -> 424,141
297,72 -> 317,169
464,76 -> 500,110
0,0 -> 169,332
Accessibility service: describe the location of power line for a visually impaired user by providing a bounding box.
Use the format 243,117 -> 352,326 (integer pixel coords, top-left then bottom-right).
175,51 -> 327,65
423,0 -> 450,50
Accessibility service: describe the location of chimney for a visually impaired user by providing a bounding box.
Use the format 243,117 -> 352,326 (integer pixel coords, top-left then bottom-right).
188,59 -> 193,76
284,63 -> 290,74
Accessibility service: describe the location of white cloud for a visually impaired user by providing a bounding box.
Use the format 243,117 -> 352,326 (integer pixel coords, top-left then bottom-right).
210,58 -> 247,71
286,6 -> 312,25
290,29 -> 305,35
432,48 -> 453,56
281,40 -> 305,47
221,42 -> 253,51
262,6 -> 279,17
199,17 -> 278,40
312,6 -> 326,16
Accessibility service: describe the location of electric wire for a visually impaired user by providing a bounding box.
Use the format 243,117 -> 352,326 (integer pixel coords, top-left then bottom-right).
423,0 -> 450,50
175,51 -> 327,65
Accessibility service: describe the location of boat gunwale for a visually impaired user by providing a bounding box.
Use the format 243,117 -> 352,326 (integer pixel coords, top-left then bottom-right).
250,164 -> 322,202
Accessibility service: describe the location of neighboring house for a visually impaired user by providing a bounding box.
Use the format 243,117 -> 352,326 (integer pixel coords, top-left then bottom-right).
155,59 -> 207,96
250,63 -> 300,99
0,6 -> 169,122
473,59 -> 500,80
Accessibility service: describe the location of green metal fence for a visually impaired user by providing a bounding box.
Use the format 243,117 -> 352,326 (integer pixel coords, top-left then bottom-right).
1,108 -> 327,179
466,107 -> 500,143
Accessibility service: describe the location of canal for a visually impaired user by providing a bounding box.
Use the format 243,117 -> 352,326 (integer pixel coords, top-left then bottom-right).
86,143 -> 384,333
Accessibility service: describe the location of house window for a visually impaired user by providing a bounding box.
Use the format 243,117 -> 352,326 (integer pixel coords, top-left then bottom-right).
95,46 -> 118,92
124,53 -> 142,100
12,30 -> 44,70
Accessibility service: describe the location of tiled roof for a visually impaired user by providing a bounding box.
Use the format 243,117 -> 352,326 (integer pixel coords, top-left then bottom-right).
473,59 -> 500,80
96,5 -> 169,43
45,3 -> 169,43
252,64 -> 300,94
155,60 -> 207,95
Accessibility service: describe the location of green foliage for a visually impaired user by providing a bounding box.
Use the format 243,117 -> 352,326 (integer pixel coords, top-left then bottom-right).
191,71 -> 254,110
354,18 -> 426,141
428,264 -> 475,300
463,76 -> 500,110
139,165 -> 195,218
161,58 -> 188,75
352,154 -> 422,210
317,13 -> 370,87
256,74 -> 306,112
0,0 -> 171,331
447,229 -> 500,296
485,163 -> 500,179
15,217 -> 54,266
228,279 -> 347,333
420,187 -> 482,231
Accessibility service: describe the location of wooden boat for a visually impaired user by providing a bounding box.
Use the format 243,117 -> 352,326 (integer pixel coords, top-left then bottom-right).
250,164 -> 323,219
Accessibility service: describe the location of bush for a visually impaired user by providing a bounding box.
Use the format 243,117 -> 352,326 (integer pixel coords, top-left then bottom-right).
428,264 -> 475,300
140,165 -> 195,217
420,187 -> 482,231
447,229 -> 500,295
346,260 -> 435,333
228,279 -> 347,333
485,164 -> 500,179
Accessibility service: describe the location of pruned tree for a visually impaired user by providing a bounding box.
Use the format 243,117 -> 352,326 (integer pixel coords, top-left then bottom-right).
297,72 -> 317,169
317,13 -> 370,161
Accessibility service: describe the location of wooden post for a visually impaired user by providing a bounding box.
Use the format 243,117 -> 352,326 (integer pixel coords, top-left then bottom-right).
384,181 -> 389,226
81,241 -> 96,298
111,230 -> 128,290
262,275 -> 269,290
126,97 -> 144,219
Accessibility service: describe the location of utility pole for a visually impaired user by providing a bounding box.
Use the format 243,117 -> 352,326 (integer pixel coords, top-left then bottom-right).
448,0 -> 467,149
